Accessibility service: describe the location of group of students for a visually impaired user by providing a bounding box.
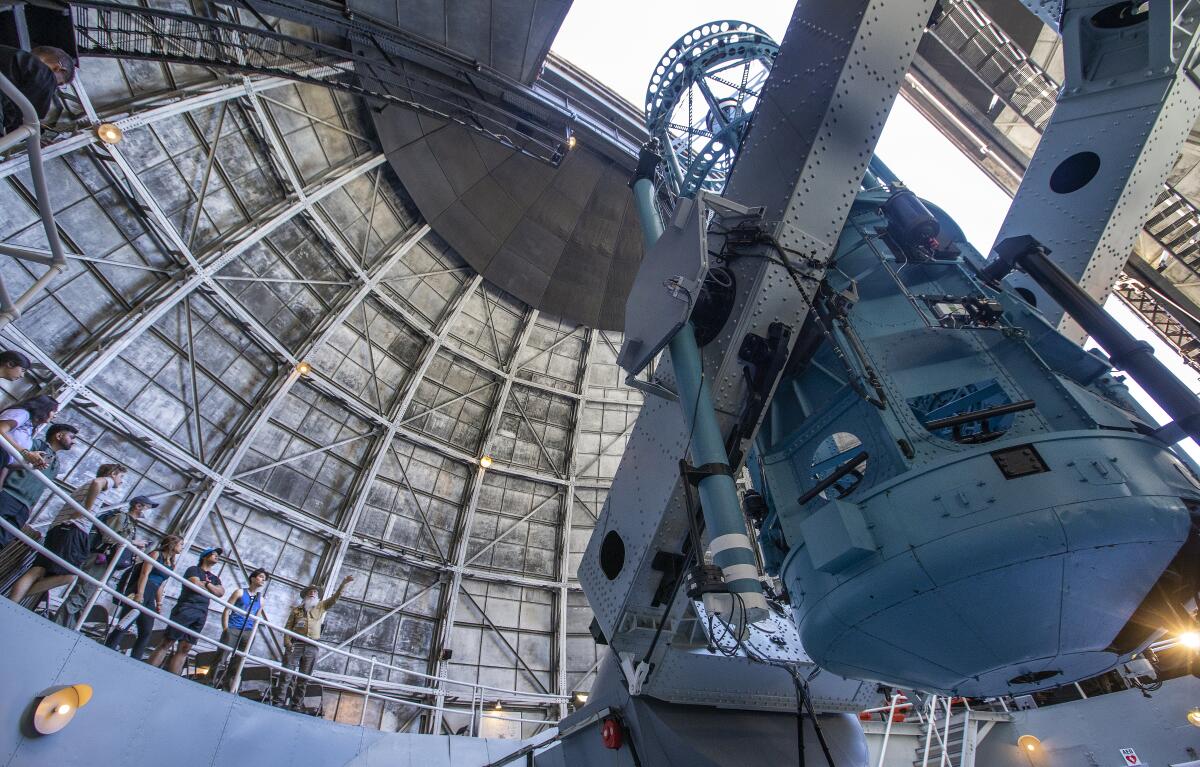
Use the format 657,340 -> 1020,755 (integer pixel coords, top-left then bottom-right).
0,350 -> 357,710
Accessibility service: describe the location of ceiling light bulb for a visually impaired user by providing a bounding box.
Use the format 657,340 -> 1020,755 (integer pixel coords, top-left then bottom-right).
1188,708 -> 1200,727
1179,629 -> 1200,649
295,361 -> 312,376
566,134 -> 577,150
95,123 -> 123,145
479,455 -> 493,469
54,704 -> 70,715
494,701 -> 502,710
1017,734 -> 1041,752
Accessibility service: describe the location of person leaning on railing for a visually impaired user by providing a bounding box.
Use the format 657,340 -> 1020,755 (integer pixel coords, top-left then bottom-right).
0,45 -> 74,136
0,395 -> 58,511
106,533 -> 183,661
4,422 -> 78,603
274,574 -> 354,711
55,489 -> 158,630
11,462 -> 125,619
147,546 -> 225,676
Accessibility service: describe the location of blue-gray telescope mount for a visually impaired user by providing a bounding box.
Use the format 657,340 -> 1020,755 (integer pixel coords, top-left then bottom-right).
552,5 -> 1200,767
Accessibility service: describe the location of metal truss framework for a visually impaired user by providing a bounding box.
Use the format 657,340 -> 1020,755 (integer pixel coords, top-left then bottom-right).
0,29 -> 641,735
927,0 -> 1200,364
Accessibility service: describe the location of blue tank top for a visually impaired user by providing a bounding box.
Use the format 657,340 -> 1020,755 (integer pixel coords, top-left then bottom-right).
145,557 -> 170,596
228,590 -> 262,631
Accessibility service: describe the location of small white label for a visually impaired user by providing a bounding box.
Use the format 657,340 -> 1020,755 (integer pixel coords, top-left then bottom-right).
1120,748 -> 1143,766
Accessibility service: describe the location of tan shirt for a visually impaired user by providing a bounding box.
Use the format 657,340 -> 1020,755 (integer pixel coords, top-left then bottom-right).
285,595 -> 339,641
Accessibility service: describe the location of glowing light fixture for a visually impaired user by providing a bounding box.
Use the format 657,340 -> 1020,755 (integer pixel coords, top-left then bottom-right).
479,455 -> 494,469
95,123 -> 123,145
30,684 -> 92,735
295,361 -> 312,376
567,133 -> 577,150
1178,629 -> 1200,650
1017,734 -> 1041,753
494,701 -> 503,710
1188,707 -> 1200,727
572,691 -> 589,706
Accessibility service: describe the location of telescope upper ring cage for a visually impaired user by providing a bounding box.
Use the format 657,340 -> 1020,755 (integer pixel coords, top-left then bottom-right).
644,20 -> 779,196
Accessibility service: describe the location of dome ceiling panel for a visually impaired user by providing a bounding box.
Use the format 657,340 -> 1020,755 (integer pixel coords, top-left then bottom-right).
346,0 -> 570,84
375,106 -> 642,328
0,8 -> 651,730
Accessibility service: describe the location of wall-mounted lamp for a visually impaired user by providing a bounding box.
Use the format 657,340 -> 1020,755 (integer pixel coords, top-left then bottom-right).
1188,707 -> 1200,727
572,690 -> 589,707
95,123 -> 123,145
30,684 -> 92,735
1017,734 -> 1042,753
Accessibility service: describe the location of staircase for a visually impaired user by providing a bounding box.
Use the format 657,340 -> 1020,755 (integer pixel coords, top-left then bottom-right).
912,697 -> 1012,767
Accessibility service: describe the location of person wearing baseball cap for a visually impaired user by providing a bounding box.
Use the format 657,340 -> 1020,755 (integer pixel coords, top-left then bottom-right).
148,545 -> 224,675
55,484 -> 160,630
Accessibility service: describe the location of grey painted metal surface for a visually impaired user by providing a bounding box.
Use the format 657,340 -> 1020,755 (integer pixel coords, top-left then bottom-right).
367,93 -> 643,330
578,0 -> 937,711
946,1 -> 1200,343
975,677 -> 1200,766
0,598 -> 524,766
538,650 -> 872,767
345,0 -> 570,84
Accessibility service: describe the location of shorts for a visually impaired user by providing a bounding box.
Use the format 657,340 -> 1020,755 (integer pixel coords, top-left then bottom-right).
166,603 -> 208,642
34,524 -> 89,576
0,492 -> 31,548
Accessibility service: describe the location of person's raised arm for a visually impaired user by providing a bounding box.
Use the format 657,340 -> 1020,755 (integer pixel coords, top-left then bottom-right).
322,574 -> 354,609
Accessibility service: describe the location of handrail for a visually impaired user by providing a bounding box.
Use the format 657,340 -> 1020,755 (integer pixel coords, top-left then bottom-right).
0,434 -> 568,717
0,71 -> 68,328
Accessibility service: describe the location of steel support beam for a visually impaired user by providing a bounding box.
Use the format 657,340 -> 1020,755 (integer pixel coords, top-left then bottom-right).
986,2 -> 1200,341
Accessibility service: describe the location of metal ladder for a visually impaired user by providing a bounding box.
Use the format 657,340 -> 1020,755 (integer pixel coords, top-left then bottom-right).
913,695 -> 1012,767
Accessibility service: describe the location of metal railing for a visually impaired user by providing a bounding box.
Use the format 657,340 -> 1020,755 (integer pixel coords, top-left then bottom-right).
0,71 -> 68,329
0,435 -> 568,732
928,0 -> 1058,131
70,1 -> 570,165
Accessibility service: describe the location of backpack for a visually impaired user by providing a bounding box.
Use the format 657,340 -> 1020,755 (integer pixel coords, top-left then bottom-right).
88,510 -> 135,571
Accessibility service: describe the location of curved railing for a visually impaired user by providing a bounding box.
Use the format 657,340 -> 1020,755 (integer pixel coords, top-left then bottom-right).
0,435 -> 567,732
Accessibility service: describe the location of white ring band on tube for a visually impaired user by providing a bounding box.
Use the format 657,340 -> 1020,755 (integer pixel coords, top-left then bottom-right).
709,532 -> 753,556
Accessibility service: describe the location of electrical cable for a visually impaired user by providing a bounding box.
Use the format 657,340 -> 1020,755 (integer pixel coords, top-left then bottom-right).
639,548 -> 696,677
682,343 -> 706,458
717,591 -> 838,767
